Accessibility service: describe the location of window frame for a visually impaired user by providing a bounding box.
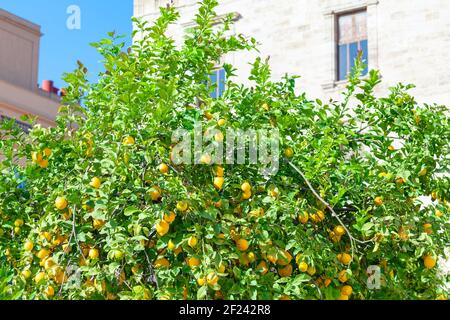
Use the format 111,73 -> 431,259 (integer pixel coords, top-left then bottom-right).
334,8 -> 368,81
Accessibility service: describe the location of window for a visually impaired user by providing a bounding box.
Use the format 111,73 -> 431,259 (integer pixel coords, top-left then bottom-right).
337,10 -> 368,81
0,115 -> 32,133
209,68 -> 226,98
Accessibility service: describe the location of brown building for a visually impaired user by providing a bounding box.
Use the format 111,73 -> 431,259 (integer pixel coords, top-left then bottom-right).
0,8 -> 60,131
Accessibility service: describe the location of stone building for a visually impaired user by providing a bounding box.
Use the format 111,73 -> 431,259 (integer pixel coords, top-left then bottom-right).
0,9 -> 60,131
134,0 -> 450,106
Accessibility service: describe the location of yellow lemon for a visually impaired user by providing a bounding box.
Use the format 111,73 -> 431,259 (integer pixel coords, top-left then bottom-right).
90,177 -> 101,189
24,240 -> 34,252
89,248 -> 99,260
159,163 -> 169,174
154,258 -> 170,268
236,239 -> 249,251
207,272 -> 219,286
156,220 -> 170,237
55,197 -> 68,210
123,136 -> 135,145
341,285 -> 353,296
214,177 -> 224,190
188,236 -> 198,248
374,197 -> 383,206
241,182 -> 251,193
163,211 -> 176,224
423,255 -> 436,269
176,201 -> 189,213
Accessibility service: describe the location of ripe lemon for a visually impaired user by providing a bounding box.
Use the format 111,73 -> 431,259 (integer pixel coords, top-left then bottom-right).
200,154 -> 212,165
284,148 -> 294,158
204,111 -> 213,120
90,177 -> 101,189
236,239 -> 249,251
55,197 -> 68,210
156,220 -> 170,237
217,263 -> 226,273
44,258 -> 56,270
270,187 -> 280,198
341,285 -> 353,296
148,186 -> 162,201
37,248 -> 50,260
247,252 -> 256,263
214,177 -> 224,190
316,210 -> 325,221
154,258 -> 170,268
45,286 -> 55,297
89,248 -> 99,260
173,246 -> 182,256
215,132 -> 224,142
242,190 -> 252,200
38,159 -> 49,168
261,103 -> 270,111
176,201 -> 188,213
278,264 -> 293,277
388,145 -> 395,151
159,163 -> 169,174
435,209 -> 443,218
334,225 -> 345,236
423,255 -> 436,269
167,239 -> 176,251
35,272 -> 46,284
163,211 -> 176,224
298,212 -> 309,224
215,166 -> 224,177
187,257 -> 200,268
93,219 -> 106,230
374,197 -> 383,206
431,191 -> 438,201
14,219 -> 24,227
307,266 -> 316,276
207,272 -> 219,286
217,119 -> 226,126
241,182 -> 251,193
338,295 -> 349,300
277,251 -> 293,266
188,236 -> 198,248
32,152 -> 43,163
338,270 -> 349,283
423,223 -> 433,234
256,261 -> 268,275
123,136 -> 135,145
43,148 -> 52,157
24,240 -> 34,252
396,177 -> 406,184
21,269 -> 31,279
267,253 -> 278,264
197,277 -> 206,286
297,261 -> 308,273
339,253 -> 352,265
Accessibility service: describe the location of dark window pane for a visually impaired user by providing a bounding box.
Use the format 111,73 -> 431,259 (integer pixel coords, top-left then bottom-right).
360,39 -> 369,75
349,42 -> 359,74
338,44 -> 348,81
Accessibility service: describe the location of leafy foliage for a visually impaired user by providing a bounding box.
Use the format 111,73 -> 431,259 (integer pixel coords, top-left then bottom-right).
0,0 -> 449,300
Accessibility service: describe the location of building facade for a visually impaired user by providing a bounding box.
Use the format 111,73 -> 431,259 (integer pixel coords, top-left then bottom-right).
0,9 -> 60,131
134,0 -> 450,106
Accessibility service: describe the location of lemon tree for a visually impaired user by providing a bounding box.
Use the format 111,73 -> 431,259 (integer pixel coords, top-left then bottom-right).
0,0 -> 449,300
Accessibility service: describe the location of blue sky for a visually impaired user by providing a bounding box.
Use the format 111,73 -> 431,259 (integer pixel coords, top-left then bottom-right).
0,0 -> 133,89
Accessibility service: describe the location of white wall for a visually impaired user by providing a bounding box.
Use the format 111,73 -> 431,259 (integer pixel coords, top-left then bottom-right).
135,0 -> 450,107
